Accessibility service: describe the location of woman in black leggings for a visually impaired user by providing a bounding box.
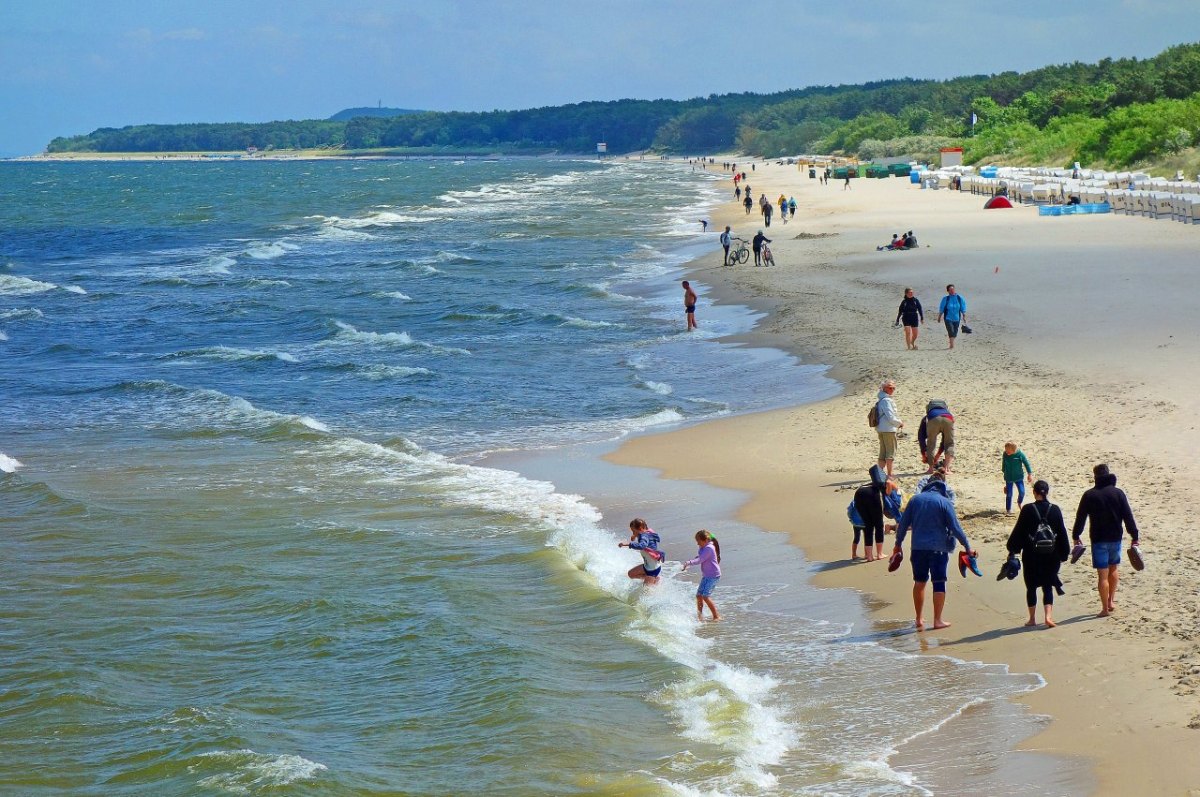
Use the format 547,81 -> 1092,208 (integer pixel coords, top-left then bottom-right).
1005,480 -> 1070,627
896,288 -> 924,350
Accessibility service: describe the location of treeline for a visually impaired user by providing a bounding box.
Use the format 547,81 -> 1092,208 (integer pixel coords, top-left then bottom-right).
46,43 -> 1200,168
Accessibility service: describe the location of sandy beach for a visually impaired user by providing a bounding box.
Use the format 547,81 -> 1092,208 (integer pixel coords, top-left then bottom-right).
610,160 -> 1200,794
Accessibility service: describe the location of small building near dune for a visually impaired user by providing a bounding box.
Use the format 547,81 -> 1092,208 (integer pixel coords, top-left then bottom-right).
940,147 -> 963,168
983,195 -> 1013,209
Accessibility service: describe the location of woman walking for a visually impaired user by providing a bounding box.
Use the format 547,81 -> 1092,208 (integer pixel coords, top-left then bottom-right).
896,287 -> 924,350
1005,480 -> 1070,627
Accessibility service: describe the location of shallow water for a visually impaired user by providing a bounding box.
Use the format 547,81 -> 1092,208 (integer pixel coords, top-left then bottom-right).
0,158 -> 1074,795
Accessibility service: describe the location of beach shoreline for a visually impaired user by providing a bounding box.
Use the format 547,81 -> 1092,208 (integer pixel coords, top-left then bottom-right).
610,159 -> 1200,794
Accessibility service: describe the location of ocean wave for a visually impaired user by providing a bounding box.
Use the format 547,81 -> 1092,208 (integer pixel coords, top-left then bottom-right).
0,275 -> 57,295
315,225 -> 377,242
373,291 -> 411,301
0,308 -> 43,321
354,364 -> 433,381
310,211 -> 429,229
201,255 -> 237,274
244,241 -> 300,260
0,451 -> 22,473
554,314 -> 622,330
641,380 -> 673,395
324,321 -> 470,356
62,285 -> 87,294
243,278 -> 291,289
165,346 -> 299,364
192,749 -> 327,792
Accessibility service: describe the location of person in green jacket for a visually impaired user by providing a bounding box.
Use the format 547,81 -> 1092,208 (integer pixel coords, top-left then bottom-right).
1002,441 -> 1033,514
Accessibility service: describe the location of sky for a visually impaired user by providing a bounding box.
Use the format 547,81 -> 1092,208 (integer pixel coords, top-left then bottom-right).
3,0 -> 1200,156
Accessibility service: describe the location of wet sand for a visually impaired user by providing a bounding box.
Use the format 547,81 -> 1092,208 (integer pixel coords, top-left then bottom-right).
611,160 -> 1200,795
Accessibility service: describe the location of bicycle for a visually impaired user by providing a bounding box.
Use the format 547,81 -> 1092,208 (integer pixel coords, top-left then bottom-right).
761,243 -> 776,267
726,238 -> 750,265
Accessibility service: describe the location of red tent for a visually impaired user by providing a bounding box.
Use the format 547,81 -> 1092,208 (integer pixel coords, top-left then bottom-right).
984,195 -> 1013,209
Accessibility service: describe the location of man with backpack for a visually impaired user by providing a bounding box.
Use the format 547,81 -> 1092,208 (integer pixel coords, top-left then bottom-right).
936,284 -> 968,349
871,379 -> 904,478
1005,480 -> 1070,627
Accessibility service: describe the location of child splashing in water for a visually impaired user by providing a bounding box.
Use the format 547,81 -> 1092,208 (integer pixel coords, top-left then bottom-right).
682,530 -> 722,621
618,518 -> 664,585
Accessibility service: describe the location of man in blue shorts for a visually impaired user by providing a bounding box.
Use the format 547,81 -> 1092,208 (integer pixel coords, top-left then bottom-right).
936,284 -> 967,349
1072,463 -> 1140,617
893,472 -> 973,631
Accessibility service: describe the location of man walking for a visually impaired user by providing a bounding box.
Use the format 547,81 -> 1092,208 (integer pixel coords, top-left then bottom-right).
1072,463 -> 1141,617
936,284 -> 967,349
875,379 -> 903,477
720,226 -> 732,266
893,473 -> 974,631
751,230 -> 771,267
681,280 -> 698,331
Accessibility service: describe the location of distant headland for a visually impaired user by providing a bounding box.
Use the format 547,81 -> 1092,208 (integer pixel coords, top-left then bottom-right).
35,43 -> 1200,174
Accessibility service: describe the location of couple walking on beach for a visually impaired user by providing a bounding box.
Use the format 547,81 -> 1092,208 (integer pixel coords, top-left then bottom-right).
619,519 -> 723,621
893,285 -> 968,350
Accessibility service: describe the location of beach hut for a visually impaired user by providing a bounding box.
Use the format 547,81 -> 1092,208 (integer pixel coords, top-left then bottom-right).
983,196 -> 1013,209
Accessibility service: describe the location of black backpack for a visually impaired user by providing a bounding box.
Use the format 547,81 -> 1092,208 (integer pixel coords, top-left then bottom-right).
1029,503 -> 1056,554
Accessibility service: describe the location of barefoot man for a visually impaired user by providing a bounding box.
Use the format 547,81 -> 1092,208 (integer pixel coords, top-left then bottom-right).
681,280 -> 697,331
1072,463 -> 1141,617
893,472 -> 975,631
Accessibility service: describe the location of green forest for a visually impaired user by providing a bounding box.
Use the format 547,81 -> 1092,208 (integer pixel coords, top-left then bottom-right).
46,42 -> 1200,170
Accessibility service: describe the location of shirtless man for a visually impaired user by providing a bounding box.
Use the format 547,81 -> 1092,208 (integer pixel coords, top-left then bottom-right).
682,280 -> 697,330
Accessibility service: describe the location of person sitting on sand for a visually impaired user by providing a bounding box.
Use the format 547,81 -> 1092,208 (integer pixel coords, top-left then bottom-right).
1006,480 -> 1069,627
1072,463 -> 1141,617
903,230 -> 918,249
878,234 -> 899,251
893,472 -> 975,631
618,517 -> 665,585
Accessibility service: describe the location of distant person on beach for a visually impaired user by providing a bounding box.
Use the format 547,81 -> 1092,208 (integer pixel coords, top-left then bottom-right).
1006,480 -> 1069,627
763,201 -> 773,227
893,472 -> 974,631
843,174 -> 851,190
720,226 -> 732,266
777,194 -> 788,223
904,230 -> 918,249
1072,464 -> 1141,617
751,231 -> 771,267
849,465 -> 903,561
788,197 -> 796,218
878,233 -> 899,251
919,399 -> 954,473
682,280 -> 698,331
1002,442 -> 1034,514
735,185 -> 742,200
874,379 -> 904,478
618,517 -> 664,585
896,287 -> 924,350
699,219 -> 708,232
743,194 -> 754,214
682,529 -> 722,621
936,284 -> 967,349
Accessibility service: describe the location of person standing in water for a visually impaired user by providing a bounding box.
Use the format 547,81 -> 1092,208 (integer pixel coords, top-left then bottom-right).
682,280 -> 697,331
682,529 -> 722,621
618,518 -> 664,585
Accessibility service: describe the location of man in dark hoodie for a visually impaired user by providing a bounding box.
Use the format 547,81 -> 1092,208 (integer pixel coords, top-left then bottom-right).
893,473 -> 974,631
1072,463 -> 1140,617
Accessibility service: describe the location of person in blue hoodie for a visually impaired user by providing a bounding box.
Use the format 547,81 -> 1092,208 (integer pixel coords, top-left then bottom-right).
892,473 -> 975,631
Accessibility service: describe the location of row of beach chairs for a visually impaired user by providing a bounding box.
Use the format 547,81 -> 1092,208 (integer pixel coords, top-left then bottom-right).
950,169 -> 1200,223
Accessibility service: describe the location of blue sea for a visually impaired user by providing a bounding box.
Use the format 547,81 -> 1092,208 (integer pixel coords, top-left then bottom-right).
0,158 -> 1080,795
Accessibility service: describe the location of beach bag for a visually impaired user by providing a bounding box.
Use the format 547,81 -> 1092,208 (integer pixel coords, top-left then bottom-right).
1029,503 -> 1056,554
868,400 -> 880,428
